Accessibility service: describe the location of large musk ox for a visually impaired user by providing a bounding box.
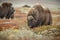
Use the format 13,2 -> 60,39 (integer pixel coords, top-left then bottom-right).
0,2 -> 15,19
27,4 -> 52,28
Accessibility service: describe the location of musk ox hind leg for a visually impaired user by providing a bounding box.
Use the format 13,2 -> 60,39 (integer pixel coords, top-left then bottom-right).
48,14 -> 52,25
47,10 -> 52,25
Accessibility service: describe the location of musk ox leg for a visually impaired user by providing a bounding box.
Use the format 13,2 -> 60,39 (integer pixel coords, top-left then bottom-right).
48,15 -> 52,25
6,12 -> 13,19
6,14 -> 11,19
10,14 -> 14,19
0,15 -> 5,19
36,20 -> 41,26
6,14 -> 14,19
0,16 -> 4,19
6,17 -> 9,19
48,21 -> 51,25
5,14 -> 10,19
48,18 -> 52,25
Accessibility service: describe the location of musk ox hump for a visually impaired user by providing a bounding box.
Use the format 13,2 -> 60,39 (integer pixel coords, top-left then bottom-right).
2,2 -> 12,7
33,4 -> 44,13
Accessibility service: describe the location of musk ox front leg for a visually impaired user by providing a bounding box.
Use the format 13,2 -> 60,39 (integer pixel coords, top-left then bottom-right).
10,8 -> 15,19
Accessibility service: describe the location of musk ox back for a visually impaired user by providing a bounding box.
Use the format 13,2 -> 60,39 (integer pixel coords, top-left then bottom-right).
27,4 -> 52,28
0,2 -> 15,19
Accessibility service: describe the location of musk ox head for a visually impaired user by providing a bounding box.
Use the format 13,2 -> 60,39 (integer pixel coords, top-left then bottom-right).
2,2 -> 12,8
27,4 -> 45,28
27,8 -> 39,28
27,16 -> 37,28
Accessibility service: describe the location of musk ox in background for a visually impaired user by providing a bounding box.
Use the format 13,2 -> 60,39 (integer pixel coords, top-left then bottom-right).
0,2 -> 15,19
27,4 -> 52,28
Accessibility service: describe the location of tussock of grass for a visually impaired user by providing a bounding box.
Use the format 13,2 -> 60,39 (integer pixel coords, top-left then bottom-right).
0,29 -> 42,40
0,25 -> 60,40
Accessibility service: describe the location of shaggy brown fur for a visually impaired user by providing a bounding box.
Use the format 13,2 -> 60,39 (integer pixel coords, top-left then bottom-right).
43,8 -> 52,25
0,2 -> 15,19
27,4 -> 52,28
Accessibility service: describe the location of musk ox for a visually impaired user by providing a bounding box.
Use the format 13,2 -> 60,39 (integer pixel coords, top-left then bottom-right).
27,4 -> 52,28
0,2 -> 15,19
